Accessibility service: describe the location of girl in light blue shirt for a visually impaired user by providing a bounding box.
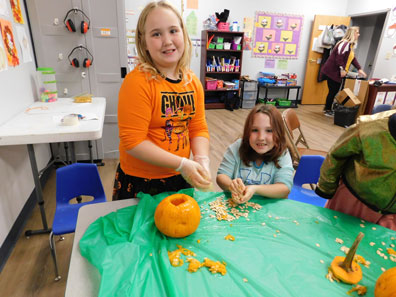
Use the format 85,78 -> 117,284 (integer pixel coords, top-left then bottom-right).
217,104 -> 294,204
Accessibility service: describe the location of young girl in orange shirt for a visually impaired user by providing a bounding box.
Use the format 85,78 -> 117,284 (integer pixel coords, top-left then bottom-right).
113,1 -> 211,200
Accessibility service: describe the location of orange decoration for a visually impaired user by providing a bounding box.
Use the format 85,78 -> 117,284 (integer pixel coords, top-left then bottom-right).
375,267 -> 396,297
154,194 -> 201,238
329,232 -> 364,284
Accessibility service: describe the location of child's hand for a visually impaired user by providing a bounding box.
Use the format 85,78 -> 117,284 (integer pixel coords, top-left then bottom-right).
239,185 -> 256,203
230,178 -> 245,204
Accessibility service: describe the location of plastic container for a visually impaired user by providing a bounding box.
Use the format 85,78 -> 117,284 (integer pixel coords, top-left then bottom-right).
217,22 -> 229,31
205,78 -> 217,90
36,67 -> 58,102
242,99 -> 256,109
242,81 -> 258,91
278,100 -> 292,107
242,91 -> 257,100
334,105 -> 359,127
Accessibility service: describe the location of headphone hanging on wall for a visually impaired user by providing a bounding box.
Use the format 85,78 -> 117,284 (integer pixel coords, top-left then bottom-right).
63,8 -> 90,34
68,45 -> 94,68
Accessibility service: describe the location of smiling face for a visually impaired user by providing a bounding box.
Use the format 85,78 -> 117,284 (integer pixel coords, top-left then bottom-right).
249,113 -> 274,155
144,7 -> 184,77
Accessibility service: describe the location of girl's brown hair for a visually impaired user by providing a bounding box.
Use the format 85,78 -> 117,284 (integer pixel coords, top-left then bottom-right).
239,104 -> 287,168
135,1 -> 192,82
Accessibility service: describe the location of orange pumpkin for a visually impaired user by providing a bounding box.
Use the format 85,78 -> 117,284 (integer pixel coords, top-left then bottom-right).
375,267 -> 396,297
154,193 -> 201,238
329,232 -> 364,284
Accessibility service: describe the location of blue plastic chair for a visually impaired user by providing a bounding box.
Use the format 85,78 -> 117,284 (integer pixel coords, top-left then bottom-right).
288,155 -> 327,207
372,104 -> 391,114
50,163 -> 106,280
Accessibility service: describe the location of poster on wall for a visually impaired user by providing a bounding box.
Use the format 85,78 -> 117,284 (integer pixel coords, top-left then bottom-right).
9,0 -> 24,24
0,18 -> 19,66
252,11 -> 303,59
0,32 -> 8,71
0,0 -> 9,16
15,25 -> 31,63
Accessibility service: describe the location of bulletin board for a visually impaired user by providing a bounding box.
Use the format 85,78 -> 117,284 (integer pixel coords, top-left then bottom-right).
252,11 -> 303,59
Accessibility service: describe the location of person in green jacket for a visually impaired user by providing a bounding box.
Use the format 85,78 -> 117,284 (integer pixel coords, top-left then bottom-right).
315,108 -> 396,230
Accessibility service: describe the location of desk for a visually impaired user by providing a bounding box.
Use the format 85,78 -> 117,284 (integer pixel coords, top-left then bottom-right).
65,199 -> 138,297
74,190 -> 396,297
364,84 -> 396,114
257,85 -> 301,107
0,97 -> 106,236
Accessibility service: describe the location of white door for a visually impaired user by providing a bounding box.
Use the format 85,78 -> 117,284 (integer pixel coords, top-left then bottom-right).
26,0 -> 127,160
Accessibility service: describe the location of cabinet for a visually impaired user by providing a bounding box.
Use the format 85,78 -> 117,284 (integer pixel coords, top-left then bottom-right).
364,84 -> 396,114
200,30 -> 244,109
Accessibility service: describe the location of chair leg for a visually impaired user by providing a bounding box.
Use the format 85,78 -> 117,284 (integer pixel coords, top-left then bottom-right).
49,231 -> 61,281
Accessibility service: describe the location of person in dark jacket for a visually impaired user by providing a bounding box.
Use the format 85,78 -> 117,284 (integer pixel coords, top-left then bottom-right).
320,26 -> 367,117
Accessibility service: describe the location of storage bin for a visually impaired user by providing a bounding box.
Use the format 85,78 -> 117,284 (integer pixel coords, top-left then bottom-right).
224,82 -> 236,89
278,100 -> 292,107
216,43 -> 224,50
205,78 -> 217,90
334,105 -> 359,127
242,91 -> 257,100
242,99 -> 256,109
266,100 -> 277,106
217,22 -> 229,31
242,81 -> 258,91
36,67 -> 58,102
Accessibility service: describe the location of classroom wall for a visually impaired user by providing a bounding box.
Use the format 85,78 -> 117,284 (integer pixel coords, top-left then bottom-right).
126,0 -> 349,87
0,1 -> 51,246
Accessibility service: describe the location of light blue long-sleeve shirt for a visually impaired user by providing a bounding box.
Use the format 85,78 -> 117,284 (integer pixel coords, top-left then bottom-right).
217,139 -> 294,190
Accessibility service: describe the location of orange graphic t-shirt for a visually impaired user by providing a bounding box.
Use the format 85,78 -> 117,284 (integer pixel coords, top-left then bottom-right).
118,68 -> 209,179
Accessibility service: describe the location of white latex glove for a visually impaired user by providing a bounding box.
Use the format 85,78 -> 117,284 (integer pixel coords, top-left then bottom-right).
176,157 -> 211,190
193,155 -> 211,180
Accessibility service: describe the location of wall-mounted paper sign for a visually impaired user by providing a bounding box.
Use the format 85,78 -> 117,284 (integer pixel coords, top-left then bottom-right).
0,18 -> 19,66
100,28 -> 111,37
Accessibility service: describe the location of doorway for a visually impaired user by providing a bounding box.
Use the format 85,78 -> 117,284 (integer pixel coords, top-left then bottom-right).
351,11 -> 387,79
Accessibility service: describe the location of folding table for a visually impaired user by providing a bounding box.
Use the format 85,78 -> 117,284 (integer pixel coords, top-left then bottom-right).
0,97 -> 106,236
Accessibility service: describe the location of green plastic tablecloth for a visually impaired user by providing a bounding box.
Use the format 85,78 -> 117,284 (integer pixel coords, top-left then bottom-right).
79,189 -> 396,297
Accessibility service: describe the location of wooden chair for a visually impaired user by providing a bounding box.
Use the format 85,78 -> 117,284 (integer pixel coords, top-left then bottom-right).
282,108 -> 327,169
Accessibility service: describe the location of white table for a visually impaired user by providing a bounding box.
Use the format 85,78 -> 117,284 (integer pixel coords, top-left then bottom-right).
65,199 -> 138,297
0,97 -> 106,236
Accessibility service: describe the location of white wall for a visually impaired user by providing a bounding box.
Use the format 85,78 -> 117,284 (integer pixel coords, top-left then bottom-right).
126,0 -> 348,89
0,1 -> 51,246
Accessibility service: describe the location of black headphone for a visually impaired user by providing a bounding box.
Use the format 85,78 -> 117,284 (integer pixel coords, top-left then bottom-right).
68,46 -> 94,68
64,8 -> 90,34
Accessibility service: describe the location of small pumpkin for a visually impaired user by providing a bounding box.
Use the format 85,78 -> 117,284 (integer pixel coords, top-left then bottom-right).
374,267 -> 396,297
329,232 -> 364,284
154,193 -> 201,238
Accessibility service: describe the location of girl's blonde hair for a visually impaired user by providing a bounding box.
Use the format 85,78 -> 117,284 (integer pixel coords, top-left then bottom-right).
340,26 -> 360,46
135,1 -> 192,82
239,104 -> 287,168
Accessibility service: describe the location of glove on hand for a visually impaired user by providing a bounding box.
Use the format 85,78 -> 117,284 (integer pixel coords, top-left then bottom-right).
193,155 -> 211,180
176,157 -> 211,191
